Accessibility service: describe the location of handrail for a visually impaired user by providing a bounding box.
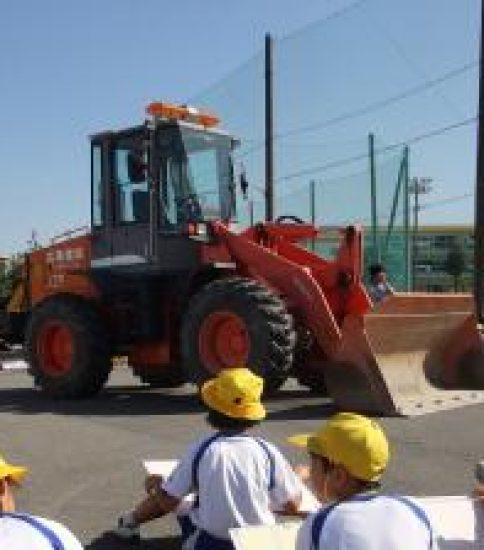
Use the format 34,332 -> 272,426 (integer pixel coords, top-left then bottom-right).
49,225 -> 90,245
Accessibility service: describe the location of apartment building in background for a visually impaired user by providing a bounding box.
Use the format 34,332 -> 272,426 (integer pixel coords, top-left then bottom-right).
311,224 -> 474,293
411,225 -> 473,292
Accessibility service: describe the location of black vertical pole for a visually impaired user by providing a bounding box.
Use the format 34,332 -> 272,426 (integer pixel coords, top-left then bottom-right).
475,3 -> 484,323
265,33 -> 274,222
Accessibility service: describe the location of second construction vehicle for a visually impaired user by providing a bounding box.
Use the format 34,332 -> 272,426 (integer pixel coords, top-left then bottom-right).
1,102 -> 483,415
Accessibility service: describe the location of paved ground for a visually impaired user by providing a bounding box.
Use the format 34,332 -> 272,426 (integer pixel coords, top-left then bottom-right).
0,368 -> 482,548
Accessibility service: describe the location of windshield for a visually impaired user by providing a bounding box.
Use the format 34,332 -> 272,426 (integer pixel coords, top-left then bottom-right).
159,125 -> 235,226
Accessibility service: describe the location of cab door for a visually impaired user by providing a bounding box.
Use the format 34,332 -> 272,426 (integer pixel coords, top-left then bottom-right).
90,139 -> 112,263
110,133 -> 150,265
91,130 -> 152,270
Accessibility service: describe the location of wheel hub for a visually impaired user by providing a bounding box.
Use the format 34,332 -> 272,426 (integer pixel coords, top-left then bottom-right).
37,321 -> 74,376
198,311 -> 250,373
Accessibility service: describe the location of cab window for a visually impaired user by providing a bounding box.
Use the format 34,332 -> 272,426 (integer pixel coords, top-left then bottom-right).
114,147 -> 149,224
91,145 -> 104,227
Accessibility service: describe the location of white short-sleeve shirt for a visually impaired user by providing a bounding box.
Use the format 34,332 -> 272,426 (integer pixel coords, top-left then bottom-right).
296,495 -> 438,550
162,432 -> 302,540
0,513 -> 83,549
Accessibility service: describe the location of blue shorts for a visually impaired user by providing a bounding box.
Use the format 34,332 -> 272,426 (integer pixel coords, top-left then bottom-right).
177,514 -> 234,550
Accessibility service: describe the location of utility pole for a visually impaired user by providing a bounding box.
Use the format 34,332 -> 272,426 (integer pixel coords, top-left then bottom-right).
475,0 -> 484,323
409,177 -> 432,290
265,33 -> 274,222
310,180 -> 316,251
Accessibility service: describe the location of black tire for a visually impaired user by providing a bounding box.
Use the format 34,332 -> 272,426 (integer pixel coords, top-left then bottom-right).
292,329 -> 328,395
295,368 -> 328,395
133,365 -> 185,388
181,277 -> 296,393
460,344 -> 484,388
25,297 -> 112,398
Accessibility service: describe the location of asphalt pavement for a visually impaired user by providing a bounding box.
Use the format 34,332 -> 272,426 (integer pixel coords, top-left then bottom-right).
0,368 -> 482,548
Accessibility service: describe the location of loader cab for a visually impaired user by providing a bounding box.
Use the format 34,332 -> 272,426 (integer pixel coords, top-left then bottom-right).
90,107 -> 237,270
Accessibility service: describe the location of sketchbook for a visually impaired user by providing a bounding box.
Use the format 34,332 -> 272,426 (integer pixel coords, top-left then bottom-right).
142,461 -> 482,548
230,496 -> 483,550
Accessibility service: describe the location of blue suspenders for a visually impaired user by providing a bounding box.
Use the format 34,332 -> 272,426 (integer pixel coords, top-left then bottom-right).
184,432 -> 276,550
310,501 -> 339,549
191,432 -> 222,492
310,493 -> 433,550
0,512 -> 65,549
191,432 -> 276,491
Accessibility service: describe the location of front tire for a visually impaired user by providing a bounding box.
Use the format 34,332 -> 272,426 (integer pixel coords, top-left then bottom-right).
292,329 -> 328,395
25,297 -> 112,398
295,367 -> 328,395
181,277 -> 296,393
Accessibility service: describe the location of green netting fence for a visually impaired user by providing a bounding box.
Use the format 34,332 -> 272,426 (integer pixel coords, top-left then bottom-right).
190,0 -> 478,292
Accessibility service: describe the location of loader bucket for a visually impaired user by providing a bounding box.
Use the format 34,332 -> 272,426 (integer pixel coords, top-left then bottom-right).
323,294 -> 484,416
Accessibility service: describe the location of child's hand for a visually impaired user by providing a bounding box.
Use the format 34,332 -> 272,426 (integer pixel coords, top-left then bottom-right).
294,463 -> 310,483
473,484 -> 484,501
144,474 -> 164,496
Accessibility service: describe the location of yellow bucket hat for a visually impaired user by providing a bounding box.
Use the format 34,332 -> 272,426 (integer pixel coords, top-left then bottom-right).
288,412 -> 389,482
200,368 -> 266,421
0,454 -> 28,484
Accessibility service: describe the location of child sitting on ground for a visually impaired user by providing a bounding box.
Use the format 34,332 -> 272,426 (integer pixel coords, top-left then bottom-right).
115,367 -> 302,549
289,412 -> 438,549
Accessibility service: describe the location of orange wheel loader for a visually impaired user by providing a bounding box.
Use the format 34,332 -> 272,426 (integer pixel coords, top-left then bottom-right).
0,102 -> 483,415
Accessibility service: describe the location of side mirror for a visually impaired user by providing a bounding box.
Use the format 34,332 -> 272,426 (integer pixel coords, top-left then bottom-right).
127,151 -> 146,183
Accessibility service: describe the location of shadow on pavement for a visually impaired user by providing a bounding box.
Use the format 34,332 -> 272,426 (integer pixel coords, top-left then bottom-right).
267,400 -> 335,421
264,389 -> 325,401
436,540 -> 475,549
0,384 -> 331,418
86,531 -> 180,549
0,386 -> 205,417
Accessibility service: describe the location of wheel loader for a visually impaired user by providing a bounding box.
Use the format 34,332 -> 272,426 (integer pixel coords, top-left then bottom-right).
1,101 -> 483,415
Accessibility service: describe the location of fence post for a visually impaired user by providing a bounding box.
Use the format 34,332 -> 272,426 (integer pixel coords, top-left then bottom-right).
403,147 -> 411,291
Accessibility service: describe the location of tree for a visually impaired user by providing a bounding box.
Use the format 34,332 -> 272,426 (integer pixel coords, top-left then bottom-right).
444,243 -> 467,292
0,260 -> 9,303
0,256 -> 23,305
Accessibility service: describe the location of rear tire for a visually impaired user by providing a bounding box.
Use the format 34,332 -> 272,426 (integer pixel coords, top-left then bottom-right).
181,277 -> 296,393
25,297 -> 112,398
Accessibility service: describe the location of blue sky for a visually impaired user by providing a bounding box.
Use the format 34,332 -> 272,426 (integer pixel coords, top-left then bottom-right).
0,0 -> 480,254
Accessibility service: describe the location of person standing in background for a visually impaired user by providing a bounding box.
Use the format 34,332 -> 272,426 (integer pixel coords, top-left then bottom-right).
368,263 -> 394,305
